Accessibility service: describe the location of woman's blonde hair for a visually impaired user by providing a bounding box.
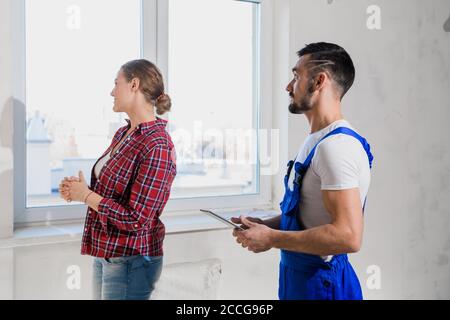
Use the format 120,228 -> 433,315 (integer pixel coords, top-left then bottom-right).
121,59 -> 172,115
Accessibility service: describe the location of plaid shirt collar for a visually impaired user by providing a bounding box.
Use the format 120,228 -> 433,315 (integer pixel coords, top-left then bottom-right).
125,117 -> 168,135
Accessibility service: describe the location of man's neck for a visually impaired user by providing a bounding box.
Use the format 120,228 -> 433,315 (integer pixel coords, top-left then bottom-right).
305,101 -> 344,134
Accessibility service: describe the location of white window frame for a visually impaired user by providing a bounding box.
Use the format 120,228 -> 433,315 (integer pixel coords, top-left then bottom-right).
13,0 -> 274,227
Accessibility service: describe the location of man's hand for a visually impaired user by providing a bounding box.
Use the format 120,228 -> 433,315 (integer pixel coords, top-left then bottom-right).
263,188 -> 364,256
232,215 -> 275,253
230,216 -> 264,230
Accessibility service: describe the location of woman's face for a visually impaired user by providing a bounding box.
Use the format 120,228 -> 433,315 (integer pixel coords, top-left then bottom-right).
111,70 -> 134,113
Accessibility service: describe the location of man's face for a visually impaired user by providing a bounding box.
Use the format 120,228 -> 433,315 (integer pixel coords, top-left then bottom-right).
286,55 -> 315,114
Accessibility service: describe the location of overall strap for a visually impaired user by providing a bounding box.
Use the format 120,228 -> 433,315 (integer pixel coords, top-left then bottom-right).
302,126 -> 374,212
303,126 -> 373,170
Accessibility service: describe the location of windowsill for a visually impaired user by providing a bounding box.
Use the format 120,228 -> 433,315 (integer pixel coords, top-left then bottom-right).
0,209 -> 279,249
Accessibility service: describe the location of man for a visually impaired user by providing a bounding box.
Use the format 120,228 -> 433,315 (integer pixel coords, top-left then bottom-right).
232,42 -> 373,300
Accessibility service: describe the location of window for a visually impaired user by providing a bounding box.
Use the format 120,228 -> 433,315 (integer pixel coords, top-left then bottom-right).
24,0 -> 142,208
167,0 -> 259,199
15,0 -> 272,225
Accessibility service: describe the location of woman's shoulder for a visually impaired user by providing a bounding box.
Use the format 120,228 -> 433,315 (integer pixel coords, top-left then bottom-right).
143,131 -> 174,152
140,122 -> 174,153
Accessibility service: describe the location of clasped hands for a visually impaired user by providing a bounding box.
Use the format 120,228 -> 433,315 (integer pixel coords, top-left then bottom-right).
58,170 -> 91,203
58,169 -> 275,253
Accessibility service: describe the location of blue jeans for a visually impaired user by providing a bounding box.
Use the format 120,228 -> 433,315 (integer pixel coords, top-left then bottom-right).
93,255 -> 163,300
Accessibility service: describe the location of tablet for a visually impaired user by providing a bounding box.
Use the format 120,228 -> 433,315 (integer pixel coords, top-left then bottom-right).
200,209 -> 244,230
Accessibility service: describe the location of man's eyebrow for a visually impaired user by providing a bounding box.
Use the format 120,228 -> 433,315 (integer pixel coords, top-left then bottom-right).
292,68 -> 298,73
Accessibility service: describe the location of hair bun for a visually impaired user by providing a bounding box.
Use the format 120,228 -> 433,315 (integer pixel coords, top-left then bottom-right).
155,93 -> 172,115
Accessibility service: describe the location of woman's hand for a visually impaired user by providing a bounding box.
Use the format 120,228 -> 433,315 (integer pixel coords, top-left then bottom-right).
59,171 -> 91,203
59,177 -> 78,202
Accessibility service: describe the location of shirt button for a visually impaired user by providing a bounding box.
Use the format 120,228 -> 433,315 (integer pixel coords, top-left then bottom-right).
134,224 -> 138,228
84,228 -> 88,232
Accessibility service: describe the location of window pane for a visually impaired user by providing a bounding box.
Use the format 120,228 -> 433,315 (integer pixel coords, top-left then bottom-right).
25,0 -> 141,207
168,0 -> 260,198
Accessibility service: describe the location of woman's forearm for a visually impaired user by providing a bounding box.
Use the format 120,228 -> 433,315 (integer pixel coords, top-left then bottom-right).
85,191 -> 103,212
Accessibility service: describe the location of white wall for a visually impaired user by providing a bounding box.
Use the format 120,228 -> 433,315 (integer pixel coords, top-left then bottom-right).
285,0 -> 450,299
1,0 -> 450,300
0,230 -> 278,300
0,0 -> 14,240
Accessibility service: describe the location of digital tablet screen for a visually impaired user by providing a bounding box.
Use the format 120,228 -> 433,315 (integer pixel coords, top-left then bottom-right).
200,209 -> 244,230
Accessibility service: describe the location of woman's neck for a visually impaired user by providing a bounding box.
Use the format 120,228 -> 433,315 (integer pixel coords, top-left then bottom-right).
127,104 -> 156,130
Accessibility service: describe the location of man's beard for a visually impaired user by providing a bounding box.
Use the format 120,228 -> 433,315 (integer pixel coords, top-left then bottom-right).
289,89 -> 314,114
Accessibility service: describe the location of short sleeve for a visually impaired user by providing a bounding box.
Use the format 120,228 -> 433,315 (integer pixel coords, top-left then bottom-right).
311,135 -> 365,190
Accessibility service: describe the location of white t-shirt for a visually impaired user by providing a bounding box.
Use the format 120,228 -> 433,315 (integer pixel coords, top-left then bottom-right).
288,120 -> 371,258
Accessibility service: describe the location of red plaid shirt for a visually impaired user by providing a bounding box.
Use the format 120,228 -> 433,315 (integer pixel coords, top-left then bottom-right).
81,118 -> 176,258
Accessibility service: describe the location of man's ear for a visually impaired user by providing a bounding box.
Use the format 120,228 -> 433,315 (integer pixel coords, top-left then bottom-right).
315,73 -> 327,90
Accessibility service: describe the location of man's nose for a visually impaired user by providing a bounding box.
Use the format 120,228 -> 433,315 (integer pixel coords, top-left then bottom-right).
286,80 -> 293,92
286,86 -> 292,95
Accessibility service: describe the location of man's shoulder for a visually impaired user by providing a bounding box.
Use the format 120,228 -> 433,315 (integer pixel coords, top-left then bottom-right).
315,130 -> 367,162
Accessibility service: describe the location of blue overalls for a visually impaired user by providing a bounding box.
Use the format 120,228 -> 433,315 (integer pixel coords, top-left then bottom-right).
278,127 -> 374,300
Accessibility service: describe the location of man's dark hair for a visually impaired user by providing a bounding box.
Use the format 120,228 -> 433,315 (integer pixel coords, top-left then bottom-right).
297,42 -> 355,100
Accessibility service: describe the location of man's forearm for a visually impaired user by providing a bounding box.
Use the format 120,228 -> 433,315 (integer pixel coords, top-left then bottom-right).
270,223 -> 359,256
262,215 -> 281,230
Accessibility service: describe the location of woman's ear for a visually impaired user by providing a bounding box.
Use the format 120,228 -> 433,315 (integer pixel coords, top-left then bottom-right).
130,77 -> 140,92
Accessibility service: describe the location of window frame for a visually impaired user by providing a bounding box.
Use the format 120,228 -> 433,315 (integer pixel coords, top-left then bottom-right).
13,0 -> 274,227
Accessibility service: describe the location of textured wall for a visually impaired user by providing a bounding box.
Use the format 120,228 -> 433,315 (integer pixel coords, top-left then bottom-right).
287,0 -> 450,299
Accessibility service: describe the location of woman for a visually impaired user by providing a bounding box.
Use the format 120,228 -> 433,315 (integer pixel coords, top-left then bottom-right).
59,59 -> 177,300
